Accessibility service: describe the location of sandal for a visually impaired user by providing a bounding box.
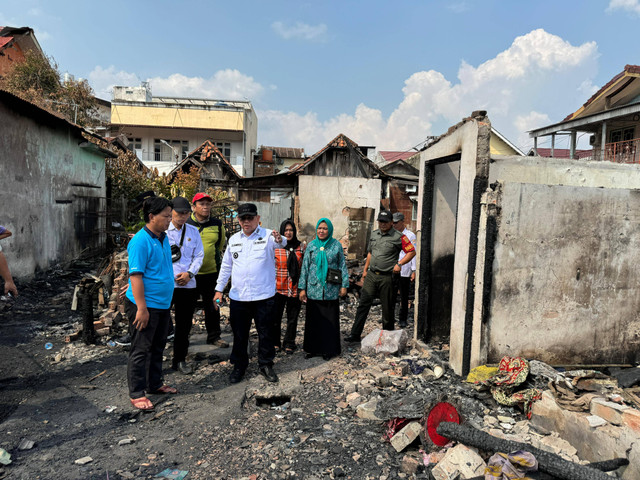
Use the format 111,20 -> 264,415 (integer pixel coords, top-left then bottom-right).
285,348 -> 294,355
130,396 -> 154,411
148,385 -> 178,394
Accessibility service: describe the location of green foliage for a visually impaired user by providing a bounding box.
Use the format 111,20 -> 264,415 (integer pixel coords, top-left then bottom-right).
0,50 -> 98,127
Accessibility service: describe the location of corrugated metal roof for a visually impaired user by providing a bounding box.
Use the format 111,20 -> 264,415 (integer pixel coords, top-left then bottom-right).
260,146 -> 305,159
379,151 -> 414,162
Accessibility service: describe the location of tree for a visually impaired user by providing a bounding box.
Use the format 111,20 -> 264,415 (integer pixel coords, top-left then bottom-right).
0,50 -> 98,126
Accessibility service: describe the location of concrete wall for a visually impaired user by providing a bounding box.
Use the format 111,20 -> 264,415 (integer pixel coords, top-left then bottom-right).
416,116 -> 490,374
479,156 -> 640,365
0,102 -> 106,279
297,176 -> 381,252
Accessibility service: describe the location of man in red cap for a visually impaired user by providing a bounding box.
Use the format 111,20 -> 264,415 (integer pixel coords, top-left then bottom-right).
187,192 -> 228,347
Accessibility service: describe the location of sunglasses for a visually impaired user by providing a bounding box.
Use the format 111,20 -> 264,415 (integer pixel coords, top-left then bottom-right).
239,215 -> 256,221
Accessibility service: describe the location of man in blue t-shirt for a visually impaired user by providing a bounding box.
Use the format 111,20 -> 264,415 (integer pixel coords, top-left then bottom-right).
125,197 -> 177,410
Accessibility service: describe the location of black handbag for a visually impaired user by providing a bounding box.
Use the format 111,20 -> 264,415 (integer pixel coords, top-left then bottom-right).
171,226 -> 187,263
326,267 -> 342,285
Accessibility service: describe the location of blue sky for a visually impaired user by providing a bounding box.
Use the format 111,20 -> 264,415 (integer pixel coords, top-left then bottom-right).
2,0 -> 640,154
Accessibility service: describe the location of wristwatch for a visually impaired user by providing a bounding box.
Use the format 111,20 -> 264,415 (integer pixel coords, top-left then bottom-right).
188,272 -> 195,279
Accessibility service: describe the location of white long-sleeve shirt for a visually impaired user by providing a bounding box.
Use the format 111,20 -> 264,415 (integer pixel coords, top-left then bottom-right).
399,228 -> 417,278
167,222 -> 204,289
215,225 -> 286,301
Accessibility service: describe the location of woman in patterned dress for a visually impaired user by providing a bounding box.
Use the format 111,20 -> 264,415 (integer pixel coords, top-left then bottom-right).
270,219 -> 304,354
298,218 -> 349,359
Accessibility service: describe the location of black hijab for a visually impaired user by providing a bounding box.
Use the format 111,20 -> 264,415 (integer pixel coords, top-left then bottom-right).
280,219 -> 301,283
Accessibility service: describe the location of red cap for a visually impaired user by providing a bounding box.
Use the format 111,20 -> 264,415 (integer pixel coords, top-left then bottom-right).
192,192 -> 213,203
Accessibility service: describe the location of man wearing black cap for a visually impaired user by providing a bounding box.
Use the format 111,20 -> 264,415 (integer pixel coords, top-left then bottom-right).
214,203 -> 286,384
345,210 -> 416,342
187,192 -> 228,347
168,197 -> 204,374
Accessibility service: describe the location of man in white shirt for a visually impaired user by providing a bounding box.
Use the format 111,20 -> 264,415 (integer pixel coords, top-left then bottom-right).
214,203 -> 286,384
168,197 -> 204,375
392,212 -> 416,328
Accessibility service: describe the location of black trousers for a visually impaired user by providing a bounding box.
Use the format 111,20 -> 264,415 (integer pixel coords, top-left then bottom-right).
195,272 -> 222,342
270,293 -> 302,350
172,288 -> 197,364
229,296 -> 275,371
350,272 -> 395,338
392,276 -> 413,324
125,297 -> 170,399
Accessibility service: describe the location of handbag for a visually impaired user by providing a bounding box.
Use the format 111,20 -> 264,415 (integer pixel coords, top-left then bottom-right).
326,267 -> 342,285
171,226 -> 187,263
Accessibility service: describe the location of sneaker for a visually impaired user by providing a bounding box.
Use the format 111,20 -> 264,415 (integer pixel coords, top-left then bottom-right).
166,333 -> 175,341
115,334 -> 131,346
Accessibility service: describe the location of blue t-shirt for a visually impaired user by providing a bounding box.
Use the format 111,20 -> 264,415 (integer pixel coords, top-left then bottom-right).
125,226 -> 174,309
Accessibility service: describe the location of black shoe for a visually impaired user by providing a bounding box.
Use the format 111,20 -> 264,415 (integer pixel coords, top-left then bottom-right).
305,353 -> 315,359
344,335 -> 360,343
115,334 -> 131,346
259,366 -> 278,383
398,321 -> 408,328
322,354 -> 335,361
229,368 -> 245,384
172,361 -> 193,375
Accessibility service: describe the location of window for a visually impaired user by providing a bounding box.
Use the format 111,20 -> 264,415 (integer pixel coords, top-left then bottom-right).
127,137 -> 142,151
411,197 -> 418,221
215,142 -> 231,159
154,139 -> 189,161
610,127 -> 635,143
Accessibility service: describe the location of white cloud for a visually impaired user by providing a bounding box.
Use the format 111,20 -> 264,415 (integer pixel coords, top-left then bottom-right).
89,29 -> 599,156
88,66 -> 264,101
271,21 -> 327,41
607,0 -> 640,15
259,29 -> 598,153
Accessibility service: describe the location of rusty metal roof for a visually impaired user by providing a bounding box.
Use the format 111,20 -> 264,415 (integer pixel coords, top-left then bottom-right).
0,36 -> 13,50
260,146 -> 305,159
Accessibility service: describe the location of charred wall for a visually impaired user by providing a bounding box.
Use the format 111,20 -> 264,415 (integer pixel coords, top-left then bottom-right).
0,99 -> 106,278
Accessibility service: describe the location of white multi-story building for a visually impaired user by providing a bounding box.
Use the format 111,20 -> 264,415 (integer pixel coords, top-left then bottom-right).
109,83 -> 257,176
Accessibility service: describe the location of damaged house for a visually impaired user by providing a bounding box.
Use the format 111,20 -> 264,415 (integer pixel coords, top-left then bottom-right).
414,105 -> 640,381
239,134 -> 385,260
0,89 -> 115,278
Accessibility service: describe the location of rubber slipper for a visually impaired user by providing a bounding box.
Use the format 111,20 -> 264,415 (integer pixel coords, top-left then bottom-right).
149,385 -> 178,394
130,397 -> 154,411
285,348 -> 294,355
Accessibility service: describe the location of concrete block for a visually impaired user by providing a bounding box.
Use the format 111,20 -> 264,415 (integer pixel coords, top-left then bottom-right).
622,408 -> 640,435
431,444 -> 486,480
389,364 -> 409,376
531,390 -> 565,433
356,399 -> 381,420
95,327 -> 110,337
590,398 -> 629,426
400,455 -> 421,475
346,392 -> 363,408
390,421 -> 422,452
586,415 -> 607,428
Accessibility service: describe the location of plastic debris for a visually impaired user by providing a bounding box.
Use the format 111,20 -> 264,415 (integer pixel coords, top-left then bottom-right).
0,448 -> 11,465
104,406 -> 117,413
74,456 -> 93,465
18,439 -> 35,450
361,328 -> 409,355
154,468 -> 188,479
44,342 -> 53,350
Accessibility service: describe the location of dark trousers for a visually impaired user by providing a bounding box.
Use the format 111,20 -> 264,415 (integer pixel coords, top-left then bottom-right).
229,296 -> 275,371
125,297 -> 170,399
392,276 -> 413,325
195,272 -> 222,342
172,288 -> 197,364
350,272 -> 395,338
270,293 -> 302,350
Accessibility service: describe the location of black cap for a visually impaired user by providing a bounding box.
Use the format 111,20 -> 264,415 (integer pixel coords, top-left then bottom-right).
237,203 -> 258,217
172,196 -> 191,213
377,210 -> 393,222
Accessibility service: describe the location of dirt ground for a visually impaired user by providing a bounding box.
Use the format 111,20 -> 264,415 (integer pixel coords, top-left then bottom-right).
0,264 -> 448,480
